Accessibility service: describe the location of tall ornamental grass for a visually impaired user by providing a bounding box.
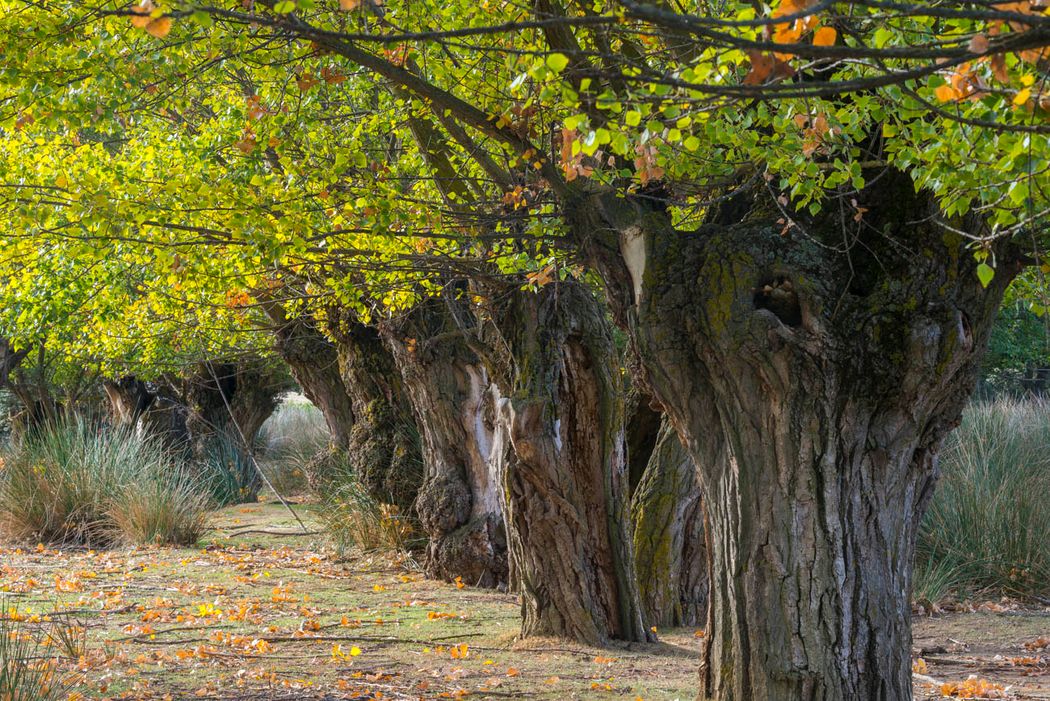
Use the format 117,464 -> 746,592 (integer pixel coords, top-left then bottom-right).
0,420 -> 207,546
916,399 -> 1050,601
0,600 -> 85,700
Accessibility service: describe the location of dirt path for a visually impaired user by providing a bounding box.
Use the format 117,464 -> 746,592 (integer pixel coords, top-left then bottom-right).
0,503 -> 1046,699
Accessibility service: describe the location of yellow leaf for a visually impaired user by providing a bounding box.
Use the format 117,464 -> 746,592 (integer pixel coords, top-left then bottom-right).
350,645 -> 361,656
1014,87 -> 1032,105
812,26 -> 837,46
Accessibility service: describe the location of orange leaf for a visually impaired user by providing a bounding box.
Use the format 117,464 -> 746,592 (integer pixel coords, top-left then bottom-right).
744,51 -> 774,84
129,0 -> 154,28
145,16 -> 172,38
812,26 -> 837,46
935,84 -> 959,102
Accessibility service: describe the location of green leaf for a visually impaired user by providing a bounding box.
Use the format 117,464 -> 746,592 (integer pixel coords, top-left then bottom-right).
273,1 -> 296,13
546,53 -> 569,73
977,263 -> 995,288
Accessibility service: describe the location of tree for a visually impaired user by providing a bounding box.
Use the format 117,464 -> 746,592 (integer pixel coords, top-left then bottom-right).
631,417 -> 707,628
3,0 -> 1050,697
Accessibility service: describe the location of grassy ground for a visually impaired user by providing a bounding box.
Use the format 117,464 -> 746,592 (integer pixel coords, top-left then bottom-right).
0,502 -> 1046,700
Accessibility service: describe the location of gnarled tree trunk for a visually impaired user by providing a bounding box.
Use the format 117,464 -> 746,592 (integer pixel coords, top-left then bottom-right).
572,173 -> 1020,699
332,318 -> 424,517
482,281 -> 648,645
102,376 -> 190,454
631,417 -> 707,628
382,299 -> 507,587
184,359 -> 291,500
185,359 -> 290,454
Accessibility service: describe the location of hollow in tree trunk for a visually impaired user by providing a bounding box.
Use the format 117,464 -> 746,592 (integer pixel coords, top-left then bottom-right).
572,172 -> 1021,699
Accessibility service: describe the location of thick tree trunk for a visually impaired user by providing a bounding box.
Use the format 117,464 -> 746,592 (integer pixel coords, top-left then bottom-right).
571,173 -> 1020,699
332,319 -> 424,518
631,417 -> 707,628
482,281 -> 648,645
382,300 -> 507,587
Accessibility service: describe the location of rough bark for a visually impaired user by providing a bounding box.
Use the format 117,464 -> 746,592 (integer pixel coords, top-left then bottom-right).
331,318 -> 424,517
570,173 -> 1020,699
382,298 -> 507,587
630,416 -> 707,628
481,281 -> 648,645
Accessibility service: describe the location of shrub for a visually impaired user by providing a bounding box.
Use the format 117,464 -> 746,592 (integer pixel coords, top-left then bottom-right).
318,457 -> 417,554
0,600 -> 85,700
107,471 -> 208,546
195,435 -> 261,507
0,420 -> 208,546
916,399 -> 1050,599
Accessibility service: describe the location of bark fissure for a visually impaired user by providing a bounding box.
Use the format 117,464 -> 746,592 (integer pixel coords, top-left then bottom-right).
383,299 -> 506,587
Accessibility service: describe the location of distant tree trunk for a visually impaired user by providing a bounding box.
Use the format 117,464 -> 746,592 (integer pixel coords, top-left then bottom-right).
102,376 -> 190,453
185,360 -> 289,453
382,298 -> 507,587
631,417 -> 707,628
481,281 -> 648,645
0,338 -> 28,389
6,344 -> 60,435
184,359 -> 291,500
573,173 -> 1021,699
331,318 -> 424,517
265,305 -> 355,451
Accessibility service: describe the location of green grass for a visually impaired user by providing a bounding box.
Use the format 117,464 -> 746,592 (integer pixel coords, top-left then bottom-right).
916,398 -> 1050,600
0,420 -> 208,547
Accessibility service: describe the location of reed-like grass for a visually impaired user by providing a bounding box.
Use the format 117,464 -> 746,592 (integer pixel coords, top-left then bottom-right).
916,398 -> 1050,600
0,420 -> 207,546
